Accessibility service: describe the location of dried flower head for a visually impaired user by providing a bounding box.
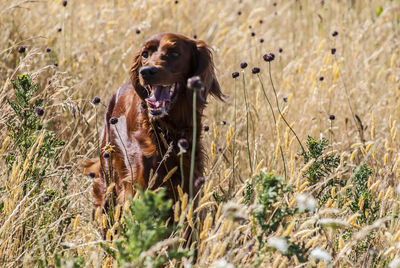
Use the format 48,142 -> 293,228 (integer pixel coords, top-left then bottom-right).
35,107 -> 44,116
329,114 -> 335,121
193,34 -> 197,39
331,48 -> 336,55
187,76 -> 203,90
195,177 -> 205,188
259,38 -> 264,43
109,117 -> 118,125
332,30 -> 338,37
263,53 -> 275,62
240,62 -> 248,69
92,96 -> 101,105
57,27 -> 62,32
88,172 -> 95,178
283,97 -> 288,103
204,125 -> 210,132
220,120 -> 226,125
319,76 -> 324,81
251,32 -> 255,37
178,138 -> 189,153
46,47 -> 51,53
259,19 -> 263,24
232,71 -> 240,78
62,1 -> 67,7
136,28 -> 141,34
237,10 -> 242,16
18,46 -> 26,53
279,47 -> 283,53
251,67 -> 260,74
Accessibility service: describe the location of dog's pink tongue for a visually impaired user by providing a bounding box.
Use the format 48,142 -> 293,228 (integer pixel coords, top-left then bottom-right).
146,86 -> 171,108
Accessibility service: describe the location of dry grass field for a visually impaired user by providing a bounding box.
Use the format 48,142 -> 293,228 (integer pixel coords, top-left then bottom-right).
1,0 -> 400,267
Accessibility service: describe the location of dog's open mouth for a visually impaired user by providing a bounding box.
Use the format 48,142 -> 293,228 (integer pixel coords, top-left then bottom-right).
145,83 -> 179,116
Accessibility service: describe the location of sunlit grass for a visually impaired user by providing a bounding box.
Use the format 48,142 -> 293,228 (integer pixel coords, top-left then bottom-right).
1,0 -> 400,267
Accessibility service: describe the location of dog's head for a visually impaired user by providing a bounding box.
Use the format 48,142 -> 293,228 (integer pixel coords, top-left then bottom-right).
130,33 -> 223,119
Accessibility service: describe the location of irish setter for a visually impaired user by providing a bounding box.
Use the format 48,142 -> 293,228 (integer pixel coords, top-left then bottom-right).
83,33 -> 223,208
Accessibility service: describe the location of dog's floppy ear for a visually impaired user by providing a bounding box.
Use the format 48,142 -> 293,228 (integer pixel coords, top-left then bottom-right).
192,40 -> 224,102
130,50 -> 149,100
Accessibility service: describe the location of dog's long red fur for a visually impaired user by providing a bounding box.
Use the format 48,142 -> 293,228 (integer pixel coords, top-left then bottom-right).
83,33 -> 223,207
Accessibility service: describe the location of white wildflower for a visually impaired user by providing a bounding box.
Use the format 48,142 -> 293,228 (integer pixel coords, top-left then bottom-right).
211,258 -> 234,268
390,258 -> 400,268
267,237 -> 288,254
296,194 -> 317,213
310,247 -> 332,262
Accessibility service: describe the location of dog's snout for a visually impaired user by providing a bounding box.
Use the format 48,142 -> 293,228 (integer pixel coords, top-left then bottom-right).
140,66 -> 158,78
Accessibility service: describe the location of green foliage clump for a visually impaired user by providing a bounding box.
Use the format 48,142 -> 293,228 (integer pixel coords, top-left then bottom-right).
349,164 -> 375,221
251,172 -> 295,247
3,73 -> 70,266
347,164 -> 380,256
282,237 -> 309,263
250,172 -> 309,263
6,74 -> 64,182
243,181 -> 253,205
102,189 -> 190,267
300,136 -> 340,185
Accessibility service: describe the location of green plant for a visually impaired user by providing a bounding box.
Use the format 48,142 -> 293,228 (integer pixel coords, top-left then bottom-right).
3,73 -> 69,265
348,164 -> 377,222
300,136 -> 340,186
282,237 -> 309,263
243,181 -> 253,205
348,164 -> 380,256
251,172 -> 295,250
6,74 -> 64,185
102,189 -> 190,267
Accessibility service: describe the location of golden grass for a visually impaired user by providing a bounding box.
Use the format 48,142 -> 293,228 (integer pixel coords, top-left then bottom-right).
1,0 -> 400,267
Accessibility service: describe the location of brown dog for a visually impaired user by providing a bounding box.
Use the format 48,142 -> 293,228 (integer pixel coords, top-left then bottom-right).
83,33 -> 223,208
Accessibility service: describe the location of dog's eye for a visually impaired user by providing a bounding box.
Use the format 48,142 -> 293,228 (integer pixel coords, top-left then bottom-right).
170,51 -> 180,58
142,51 -> 149,59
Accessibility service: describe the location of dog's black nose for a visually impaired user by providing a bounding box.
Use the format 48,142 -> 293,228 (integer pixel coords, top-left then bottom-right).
140,66 -> 158,78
